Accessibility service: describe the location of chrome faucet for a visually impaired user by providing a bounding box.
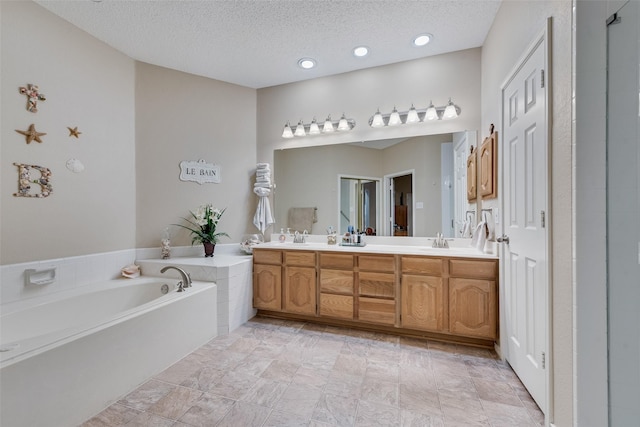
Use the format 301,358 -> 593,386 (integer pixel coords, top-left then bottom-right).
160,266 -> 192,292
293,230 -> 308,244
432,232 -> 449,248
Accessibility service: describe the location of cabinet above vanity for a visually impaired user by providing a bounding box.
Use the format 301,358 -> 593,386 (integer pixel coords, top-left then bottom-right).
252,243 -> 498,347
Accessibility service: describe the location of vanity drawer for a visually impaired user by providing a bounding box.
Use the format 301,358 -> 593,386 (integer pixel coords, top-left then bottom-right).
320,253 -> 354,269
449,259 -> 497,280
320,293 -> 353,319
402,256 -> 443,276
358,255 -> 395,272
359,272 -> 395,298
285,251 -> 316,267
359,297 -> 395,325
320,269 -> 354,294
253,249 -> 282,265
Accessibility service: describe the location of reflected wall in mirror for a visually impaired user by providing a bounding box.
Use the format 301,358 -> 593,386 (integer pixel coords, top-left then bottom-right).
273,131 -> 476,238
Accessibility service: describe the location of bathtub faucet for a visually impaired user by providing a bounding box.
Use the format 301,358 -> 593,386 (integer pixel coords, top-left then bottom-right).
160,266 -> 192,292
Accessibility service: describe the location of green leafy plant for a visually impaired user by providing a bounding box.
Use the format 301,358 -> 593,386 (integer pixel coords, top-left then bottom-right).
173,205 -> 229,244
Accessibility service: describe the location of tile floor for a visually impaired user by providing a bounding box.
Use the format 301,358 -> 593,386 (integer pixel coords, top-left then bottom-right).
82,317 -> 544,427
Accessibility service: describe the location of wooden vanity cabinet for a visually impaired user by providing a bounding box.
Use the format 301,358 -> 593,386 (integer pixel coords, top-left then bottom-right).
319,253 -> 355,320
357,254 -> 396,326
253,247 -> 498,346
400,256 -> 446,332
448,259 -> 498,340
283,251 -> 316,316
253,249 -> 283,310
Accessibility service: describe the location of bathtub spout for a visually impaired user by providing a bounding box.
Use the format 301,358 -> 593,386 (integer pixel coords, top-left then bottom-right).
160,266 -> 192,291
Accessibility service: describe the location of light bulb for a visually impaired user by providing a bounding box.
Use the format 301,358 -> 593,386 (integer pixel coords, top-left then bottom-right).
388,106 -> 402,126
406,104 -> 420,124
322,116 -> 334,133
443,99 -> 458,119
338,113 -> 350,131
425,101 -> 438,121
370,109 -> 385,127
282,121 -> 294,138
309,117 -> 320,135
294,120 -> 306,137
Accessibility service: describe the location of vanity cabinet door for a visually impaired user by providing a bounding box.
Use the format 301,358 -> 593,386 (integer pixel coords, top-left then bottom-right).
401,274 -> 445,332
449,277 -> 496,339
254,264 -> 282,311
283,266 -> 316,315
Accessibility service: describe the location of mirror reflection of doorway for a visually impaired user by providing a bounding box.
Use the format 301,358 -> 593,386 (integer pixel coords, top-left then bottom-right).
388,173 -> 414,236
339,177 -> 379,234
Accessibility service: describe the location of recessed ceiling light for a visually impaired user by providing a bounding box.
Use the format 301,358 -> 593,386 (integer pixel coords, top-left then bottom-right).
353,46 -> 369,57
297,58 -> 316,69
412,33 -> 432,47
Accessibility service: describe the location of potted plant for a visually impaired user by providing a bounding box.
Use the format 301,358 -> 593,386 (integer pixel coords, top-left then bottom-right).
174,204 -> 229,257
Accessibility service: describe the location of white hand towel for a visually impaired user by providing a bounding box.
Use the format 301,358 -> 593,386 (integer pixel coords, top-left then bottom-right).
471,221 -> 485,247
485,213 -> 496,241
461,219 -> 472,238
475,222 -> 488,252
253,196 -> 274,234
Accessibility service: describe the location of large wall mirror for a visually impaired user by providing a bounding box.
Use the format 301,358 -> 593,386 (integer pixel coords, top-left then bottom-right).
273,131 -> 477,238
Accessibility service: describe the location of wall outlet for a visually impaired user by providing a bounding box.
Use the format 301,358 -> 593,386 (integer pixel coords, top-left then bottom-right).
416,202 -> 424,209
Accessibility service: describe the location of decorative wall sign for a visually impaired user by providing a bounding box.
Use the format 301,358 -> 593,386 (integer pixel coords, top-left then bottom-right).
67,126 -> 82,138
179,159 -> 221,184
19,84 -> 46,113
66,158 -> 85,173
15,124 -> 46,144
13,163 -> 53,198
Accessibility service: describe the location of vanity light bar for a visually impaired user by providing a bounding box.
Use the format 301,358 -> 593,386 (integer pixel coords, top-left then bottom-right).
282,114 -> 356,138
368,99 -> 461,128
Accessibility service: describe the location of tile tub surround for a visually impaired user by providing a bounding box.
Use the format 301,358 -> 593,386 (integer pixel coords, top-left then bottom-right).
0,249 -> 137,304
82,317 -> 544,427
136,245 -> 254,335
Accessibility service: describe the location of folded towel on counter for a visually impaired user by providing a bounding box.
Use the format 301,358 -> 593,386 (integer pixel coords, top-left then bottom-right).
288,207 -> 317,233
254,182 -> 271,188
256,163 -> 271,170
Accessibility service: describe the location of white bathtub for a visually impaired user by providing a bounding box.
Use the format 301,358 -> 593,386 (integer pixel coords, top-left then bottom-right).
0,276 -> 217,427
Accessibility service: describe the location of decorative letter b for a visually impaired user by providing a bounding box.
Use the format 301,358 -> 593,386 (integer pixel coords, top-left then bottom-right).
13,163 -> 53,198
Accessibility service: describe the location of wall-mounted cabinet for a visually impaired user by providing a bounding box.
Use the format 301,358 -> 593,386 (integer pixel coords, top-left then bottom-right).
479,126 -> 498,199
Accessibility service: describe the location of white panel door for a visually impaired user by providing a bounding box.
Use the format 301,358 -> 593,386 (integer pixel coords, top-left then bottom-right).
501,32 -> 549,413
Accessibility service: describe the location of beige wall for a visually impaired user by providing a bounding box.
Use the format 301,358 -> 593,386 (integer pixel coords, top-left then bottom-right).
135,62 -> 257,248
257,48 -> 482,165
480,1 -> 574,425
0,1 -> 136,264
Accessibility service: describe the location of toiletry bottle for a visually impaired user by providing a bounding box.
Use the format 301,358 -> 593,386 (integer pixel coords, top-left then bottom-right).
161,227 -> 171,259
278,228 -> 286,243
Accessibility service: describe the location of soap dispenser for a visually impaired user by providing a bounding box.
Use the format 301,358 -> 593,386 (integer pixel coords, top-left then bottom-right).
278,228 -> 286,243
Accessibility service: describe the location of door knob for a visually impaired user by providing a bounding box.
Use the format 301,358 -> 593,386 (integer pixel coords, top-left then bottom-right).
497,235 -> 510,244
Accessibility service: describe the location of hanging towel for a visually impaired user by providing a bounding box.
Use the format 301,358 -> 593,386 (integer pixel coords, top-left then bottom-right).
461,219 -> 472,238
288,207 -> 317,233
253,195 -> 274,234
485,212 -> 496,241
471,221 -> 488,252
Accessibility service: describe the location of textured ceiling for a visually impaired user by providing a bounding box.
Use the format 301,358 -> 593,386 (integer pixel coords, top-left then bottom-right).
35,0 -> 502,89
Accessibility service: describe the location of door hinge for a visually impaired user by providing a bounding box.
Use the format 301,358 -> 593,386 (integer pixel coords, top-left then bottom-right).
542,351 -> 546,369
540,69 -> 545,88
540,210 -> 546,228
606,13 -> 621,26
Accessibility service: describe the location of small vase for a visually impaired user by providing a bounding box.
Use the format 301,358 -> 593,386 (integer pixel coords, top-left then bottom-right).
203,241 -> 215,257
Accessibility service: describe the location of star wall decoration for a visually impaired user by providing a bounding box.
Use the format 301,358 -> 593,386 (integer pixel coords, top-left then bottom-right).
15,124 -> 46,144
67,126 -> 82,138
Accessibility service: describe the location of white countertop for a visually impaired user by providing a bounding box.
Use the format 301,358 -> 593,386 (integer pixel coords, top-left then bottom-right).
256,240 -> 498,259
